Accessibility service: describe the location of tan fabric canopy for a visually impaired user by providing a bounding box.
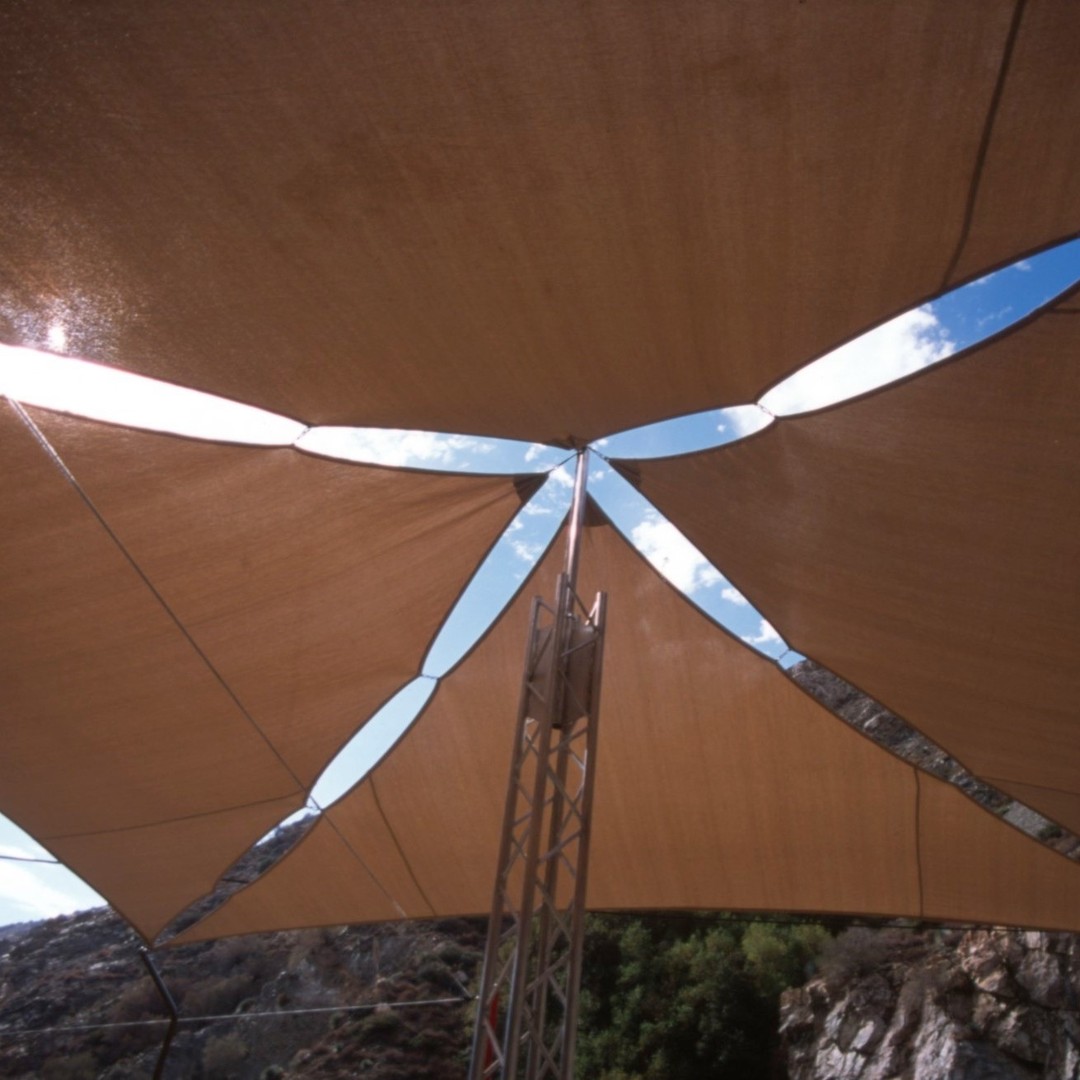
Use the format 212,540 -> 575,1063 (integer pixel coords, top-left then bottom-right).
0,402 -> 532,938
3,0 -> 1079,947
630,295 -> 1080,835
2,2 -> 1078,443
944,0 -> 1080,287
176,519 -> 1080,944
48,796 -> 302,941
31,410 -> 533,786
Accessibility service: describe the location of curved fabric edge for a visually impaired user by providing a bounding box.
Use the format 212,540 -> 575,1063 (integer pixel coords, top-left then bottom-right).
612,273 -> 1080,463
169,517 -> 1080,943
9,2 -> 1076,443
919,773 -> 1080,932
167,513 -> 567,944
29,409 -> 541,789
58,794 -> 305,944
628,292 -> 1080,833
753,272 -> 1080,423
157,469 -> 552,938
2,404 -> 543,941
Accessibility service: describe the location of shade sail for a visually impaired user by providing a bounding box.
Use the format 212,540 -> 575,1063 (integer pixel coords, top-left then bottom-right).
175,518 -> 1080,944
944,0 -> 1080,287
629,294 -> 1080,834
920,776 -> 1080,930
30,409 -> 534,786
3,0 -> 1080,954
0,402 -> 534,939
3,2 -> 1079,444
47,795 -> 302,941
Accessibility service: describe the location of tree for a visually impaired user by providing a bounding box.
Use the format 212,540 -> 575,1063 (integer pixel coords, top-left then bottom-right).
576,915 -> 817,1078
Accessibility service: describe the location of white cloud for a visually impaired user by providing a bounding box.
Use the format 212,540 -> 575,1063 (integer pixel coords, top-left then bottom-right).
759,305 -> 955,416
1016,259 -> 1033,272
510,538 -> 543,564
524,443 -> 548,462
550,464 -> 575,488
0,825 -> 104,923
0,860 -> 102,922
299,427 -> 494,468
743,618 -> 782,647
720,586 -> 748,606
977,305 -> 1014,328
697,564 -> 722,587
716,404 -> 773,438
630,513 -> 723,594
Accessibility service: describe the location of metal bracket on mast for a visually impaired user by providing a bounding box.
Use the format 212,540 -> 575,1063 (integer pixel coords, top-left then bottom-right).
469,449 -> 607,1080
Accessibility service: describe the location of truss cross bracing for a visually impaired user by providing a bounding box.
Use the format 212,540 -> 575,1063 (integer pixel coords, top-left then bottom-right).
468,560 -> 607,1079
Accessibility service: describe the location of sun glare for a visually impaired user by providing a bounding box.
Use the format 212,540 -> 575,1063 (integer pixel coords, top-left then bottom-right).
0,344 -> 305,446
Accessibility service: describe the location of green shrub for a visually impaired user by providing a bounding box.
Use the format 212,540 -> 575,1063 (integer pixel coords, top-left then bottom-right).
576,915 -> 775,1080
740,921 -> 831,997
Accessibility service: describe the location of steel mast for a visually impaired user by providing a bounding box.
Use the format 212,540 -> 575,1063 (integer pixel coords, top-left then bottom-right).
468,447 -> 608,1080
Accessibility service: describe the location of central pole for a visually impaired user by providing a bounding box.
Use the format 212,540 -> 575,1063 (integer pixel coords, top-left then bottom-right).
563,447 -> 590,591
468,447 -> 607,1080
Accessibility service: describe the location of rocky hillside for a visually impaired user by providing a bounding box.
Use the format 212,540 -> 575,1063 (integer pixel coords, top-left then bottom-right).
5,901 -> 1080,1077
0,907 -> 482,1079
782,926 -> 1080,1079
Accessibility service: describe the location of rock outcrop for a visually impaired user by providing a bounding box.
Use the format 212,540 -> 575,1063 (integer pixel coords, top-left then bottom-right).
782,928 -> 1080,1079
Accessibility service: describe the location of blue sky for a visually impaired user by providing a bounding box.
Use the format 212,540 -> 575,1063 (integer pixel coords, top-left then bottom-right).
2,238 -> 1079,927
